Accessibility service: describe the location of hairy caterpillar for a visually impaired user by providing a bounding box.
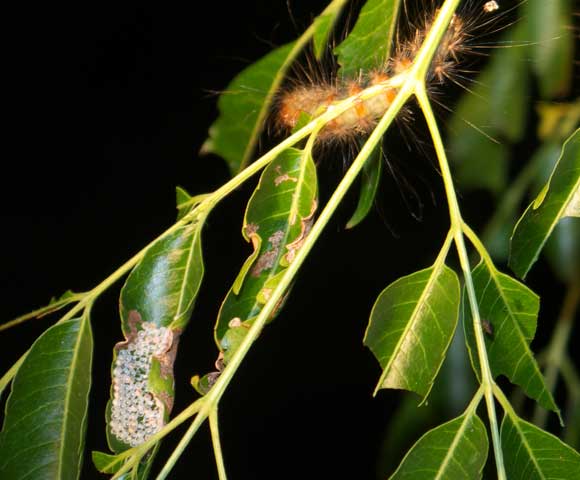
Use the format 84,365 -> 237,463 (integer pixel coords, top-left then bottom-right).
274,1 -> 507,143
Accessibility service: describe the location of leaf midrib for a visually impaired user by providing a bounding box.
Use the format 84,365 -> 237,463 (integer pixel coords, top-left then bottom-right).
433,413 -> 475,480
57,318 -> 86,480
481,263 -> 552,407
508,415 -> 545,480
174,222 -> 204,322
379,261 -> 445,390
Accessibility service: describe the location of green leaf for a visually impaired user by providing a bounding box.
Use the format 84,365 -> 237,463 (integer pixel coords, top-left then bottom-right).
501,412 -> 580,479
102,217 -> 206,473
202,43 -> 294,176
215,147 -> 318,362
120,221 -> 205,332
335,0 -> 401,76
463,261 -> 560,416
0,316 -> 93,480
364,261 -> 460,399
92,451 -> 124,474
510,129 -> 580,279
453,22 -> 529,142
175,186 -> 208,221
525,0 -> 574,99
480,141 -> 563,262
0,289 -> 84,333
202,1 -> 346,176
389,410 -> 488,479
312,0 -> 347,59
346,145 -> 383,229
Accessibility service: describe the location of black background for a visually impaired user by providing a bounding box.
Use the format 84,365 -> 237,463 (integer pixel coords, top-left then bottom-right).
1,1 -> 575,479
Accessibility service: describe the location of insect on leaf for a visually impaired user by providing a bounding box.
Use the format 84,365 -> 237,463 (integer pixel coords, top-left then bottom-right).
364,261 -> 460,399
202,0 -> 347,175
463,261 -> 560,417
0,316 -> 93,480
335,0 -> 400,218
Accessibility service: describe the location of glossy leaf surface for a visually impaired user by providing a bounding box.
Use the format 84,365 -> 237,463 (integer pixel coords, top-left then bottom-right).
100,214 -> 206,480
502,413 -> 580,479
510,129 -> 580,279
120,221 -> 205,332
389,411 -> 488,479
0,317 -> 93,480
463,261 -> 559,415
364,263 -> 460,398
215,148 -> 318,363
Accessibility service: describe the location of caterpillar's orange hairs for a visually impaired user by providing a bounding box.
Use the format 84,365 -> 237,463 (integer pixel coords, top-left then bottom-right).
274,3 -> 491,143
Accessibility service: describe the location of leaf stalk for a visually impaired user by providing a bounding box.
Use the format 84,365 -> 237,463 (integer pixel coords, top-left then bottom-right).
415,83 -> 506,480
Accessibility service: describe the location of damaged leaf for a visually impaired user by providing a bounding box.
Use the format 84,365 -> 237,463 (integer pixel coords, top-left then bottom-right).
95,216 -> 206,477
214,147 -> 318,364
463,261 -> 560,417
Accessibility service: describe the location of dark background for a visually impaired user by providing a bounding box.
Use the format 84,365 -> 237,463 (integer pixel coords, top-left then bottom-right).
1,1 -> 574,479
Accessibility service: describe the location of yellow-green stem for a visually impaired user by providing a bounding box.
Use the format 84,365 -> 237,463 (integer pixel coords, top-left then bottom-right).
415,83 -> 506,480
0,292 -> 87,332
155,0 -> 477,476
156,63 -> 416,480
209,408 -> 228,480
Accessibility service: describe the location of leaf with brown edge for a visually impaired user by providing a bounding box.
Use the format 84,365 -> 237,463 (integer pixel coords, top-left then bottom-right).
214,147 -> 318,364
